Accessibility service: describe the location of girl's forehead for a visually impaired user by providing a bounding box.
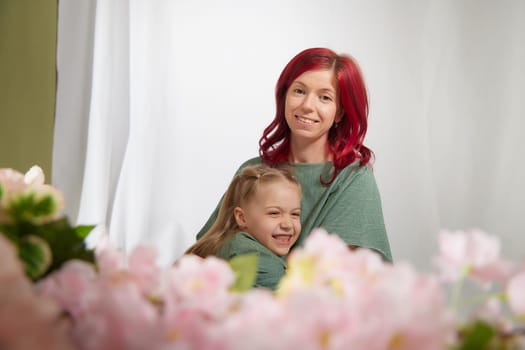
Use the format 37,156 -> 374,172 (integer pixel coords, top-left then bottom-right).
255,178 -> 300,194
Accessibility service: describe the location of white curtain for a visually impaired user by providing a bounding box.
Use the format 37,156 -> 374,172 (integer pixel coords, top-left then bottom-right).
53,0 -> 524,268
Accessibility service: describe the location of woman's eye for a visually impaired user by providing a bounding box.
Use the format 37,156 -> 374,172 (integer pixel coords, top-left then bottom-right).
293,88 -> 305,95
268,211 -> 280,216
292,212 -> 301,217
320,95 -> 332,102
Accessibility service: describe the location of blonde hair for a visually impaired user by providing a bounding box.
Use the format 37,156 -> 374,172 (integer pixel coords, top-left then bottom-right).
185,164 -> 301,258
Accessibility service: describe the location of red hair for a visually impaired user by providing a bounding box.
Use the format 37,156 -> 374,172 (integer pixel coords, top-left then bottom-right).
259,48 -> 373,183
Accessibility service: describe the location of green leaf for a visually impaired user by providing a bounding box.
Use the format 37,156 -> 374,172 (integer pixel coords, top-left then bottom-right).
29,217 -> 95,280
33,194 -> 57,216
18,235 -> 52,279
457,320 -> 496,350
0,224 -> 18,242
74,225 -> 96,239
7,192 -> 60,222
1,216 -> 95,281
228,253 -> 258,292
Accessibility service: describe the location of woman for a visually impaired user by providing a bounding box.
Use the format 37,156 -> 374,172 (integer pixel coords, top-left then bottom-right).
197,47 -> 392,262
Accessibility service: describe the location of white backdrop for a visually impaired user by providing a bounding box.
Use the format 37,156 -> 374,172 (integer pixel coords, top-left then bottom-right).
53,0 -> 524,268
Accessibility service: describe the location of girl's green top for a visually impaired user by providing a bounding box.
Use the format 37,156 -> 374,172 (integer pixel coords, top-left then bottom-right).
198,157 -> 393,262
218,231 -> 286,290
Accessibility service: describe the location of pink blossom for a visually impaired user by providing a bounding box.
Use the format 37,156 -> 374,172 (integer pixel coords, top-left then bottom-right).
301,228 -> 351,256
0,168 -> 26,222
278,229 -> 386,298
128,244 -> 160,296
434,228 -> 512,284
216,290 -> 297,349
507,271 -> 525,317
277,230 -> 455,349
0,168 -> 26,195
95,239 -> 126,277
40,244 -> 163,350
366,263 -> 455,350
23,166 -> 65,220
160,256 -> 236,348
166,255 -> 234,307
37,260 -> 97,319
278,289 -> 361,350
0,235 -> 75,350
27,227 -> 525,349
0,166 -> 64,223
73,280 -> 162,350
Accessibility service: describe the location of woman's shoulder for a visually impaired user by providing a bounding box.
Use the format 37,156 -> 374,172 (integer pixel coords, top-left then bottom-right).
332,161 -> 376,183
239,157 -> 262,168
233,157 -> 262,174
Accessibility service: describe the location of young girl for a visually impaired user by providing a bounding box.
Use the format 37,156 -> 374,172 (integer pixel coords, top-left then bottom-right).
185,164 -> 301,290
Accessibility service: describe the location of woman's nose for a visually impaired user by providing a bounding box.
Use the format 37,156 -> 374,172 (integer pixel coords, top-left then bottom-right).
300,93 -> 315,112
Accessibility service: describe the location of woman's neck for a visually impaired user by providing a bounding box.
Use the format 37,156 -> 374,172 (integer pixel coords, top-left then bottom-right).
288,137 -> 332,163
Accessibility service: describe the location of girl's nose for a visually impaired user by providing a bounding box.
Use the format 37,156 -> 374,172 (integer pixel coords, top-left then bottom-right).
280,217 -> 292,230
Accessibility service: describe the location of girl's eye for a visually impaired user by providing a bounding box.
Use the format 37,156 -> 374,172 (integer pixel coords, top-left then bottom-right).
268,211 -> 280,216
293,88 -> 305,95
320,95 -> 332,102
292,212 -> 301,217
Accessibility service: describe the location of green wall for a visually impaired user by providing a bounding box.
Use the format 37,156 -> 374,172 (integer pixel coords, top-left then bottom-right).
0,0 -> 57,179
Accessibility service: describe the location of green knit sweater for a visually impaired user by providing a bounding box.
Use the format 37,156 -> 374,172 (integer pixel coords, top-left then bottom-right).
218,231 -> 286,290
198,157 -> 393,262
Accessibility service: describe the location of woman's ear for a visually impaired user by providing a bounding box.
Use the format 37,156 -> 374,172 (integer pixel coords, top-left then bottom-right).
234,207 -> 247,229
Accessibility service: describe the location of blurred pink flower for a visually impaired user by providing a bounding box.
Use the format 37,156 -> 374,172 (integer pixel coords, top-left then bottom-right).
40,244 -> 163,350
365,263 -> 455,350
95,238 -> 125,276
0,166 -> 64,223
0,168 -> 26,223
37,260 -> 97,319
128,244 -> 160,296
166,255 -> 234,308
507,271 -> 525,317
217,290 -> 297,349
434,228 -> 512,284
95,242 -> 161,296
0,235 -> 75,350
23,166 -> 65,220
278,228 -> 386,298
277,230 -> 455,349
159,255 -> 236,348
0,168 -> 26,194
28,228 -> 525,349
73,280 -> 162,350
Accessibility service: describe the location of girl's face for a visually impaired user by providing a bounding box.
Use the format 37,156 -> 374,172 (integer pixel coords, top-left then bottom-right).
234,180 -> 301,256
284,69 -> 340,145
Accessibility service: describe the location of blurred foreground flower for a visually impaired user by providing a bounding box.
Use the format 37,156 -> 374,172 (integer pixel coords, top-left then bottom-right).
0,166 -> 94,280
434,228 -> 512,286
35,228 -> 525,349
0,235 -> 75,350
2,165 -> 524,349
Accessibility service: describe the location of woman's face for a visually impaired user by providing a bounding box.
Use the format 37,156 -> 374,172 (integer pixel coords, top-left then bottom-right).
284,69 -> 340,145
235,180 -> 301,257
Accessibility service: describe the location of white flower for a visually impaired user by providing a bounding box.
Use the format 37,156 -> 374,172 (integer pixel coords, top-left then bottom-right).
24,165 -> 45,186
